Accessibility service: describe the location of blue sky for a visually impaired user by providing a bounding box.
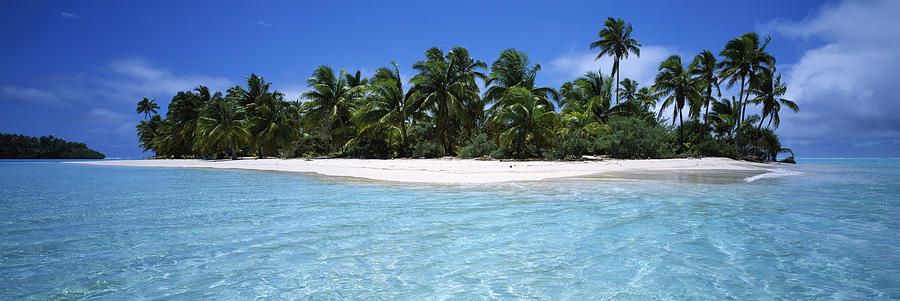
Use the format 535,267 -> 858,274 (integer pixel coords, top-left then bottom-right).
1,0 -> 897,158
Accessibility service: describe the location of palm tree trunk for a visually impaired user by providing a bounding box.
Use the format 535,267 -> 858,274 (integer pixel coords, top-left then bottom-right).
400,120 -> 408,157
704,86 -> 711,126
230,139 -> 237,160
735,77 -> 745,152
678,105 -> 684,144
615,59 -> 620,105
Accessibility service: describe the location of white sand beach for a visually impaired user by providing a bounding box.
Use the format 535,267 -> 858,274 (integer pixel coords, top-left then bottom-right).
69,157 -> 776,184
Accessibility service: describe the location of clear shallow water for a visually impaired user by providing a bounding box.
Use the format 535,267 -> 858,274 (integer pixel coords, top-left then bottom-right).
1,159 -> 898,299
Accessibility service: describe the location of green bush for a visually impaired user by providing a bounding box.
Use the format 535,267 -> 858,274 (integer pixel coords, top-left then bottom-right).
594,115 -> 673,159
544,133 -> 593,160
406,123 -> 443,158
674,120 -> 738,158
287,134 -> 335,157
347,136 -> 393,159
741,127 -> 782,161
458,134 -> 498,158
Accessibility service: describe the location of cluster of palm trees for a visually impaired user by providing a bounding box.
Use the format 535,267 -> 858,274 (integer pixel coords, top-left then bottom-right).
136,17 -> 798,160
136,75 -> 299,159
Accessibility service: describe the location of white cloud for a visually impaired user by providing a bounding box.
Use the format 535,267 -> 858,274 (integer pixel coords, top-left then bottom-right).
60,12 -> 77,18
99,58 -> 232,100
547,45 -> 680,88
0,85 -> 68,106
87,108 -> 128,124
257,20 -> 271,27
762,0 -> 900,149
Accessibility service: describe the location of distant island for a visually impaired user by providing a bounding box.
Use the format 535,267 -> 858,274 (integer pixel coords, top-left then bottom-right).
133,18 -> 797,163
0,133 -> 105,159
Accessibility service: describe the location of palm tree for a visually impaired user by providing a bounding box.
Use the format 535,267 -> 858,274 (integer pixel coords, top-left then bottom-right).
301,65 -> 364,150
492,87 -> 558,158
749,68 -> 798,130
708,96 -> 761,140
345,70 -> 369,88
718,32 -> 775,150
689,50 -> 720,124
136,97 -> 160,119
163,87 -> 216,156
249,91 -> 299,157
484,49 -> 557,112
232,74 -> 272,107
135,114 -> 161,153
351,62 -> 410,155
407,47 -> 483,155
707,97 -> 739,139
635,87 -> 659,110
574,71 -> 612,121
196,98 -> 249,159
591,17 -> 641,103
653,55 -> 702,142
618,78 -> 639,103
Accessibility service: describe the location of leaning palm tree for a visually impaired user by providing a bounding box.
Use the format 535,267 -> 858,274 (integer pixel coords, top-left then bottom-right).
749,68 -> 798,130
653,55 -> 702,142
196,98 -> 249,159
301,65 -> 364,149
484,49 -> 557,112
351,62 -> 410,155
492,87 -> 559,158
249,91 -> 299,157
718,32 -> 775,150
136,97 -> 160,119
591,17 -> 641,103
689,50 -> 720,124
407,47 -> 483,155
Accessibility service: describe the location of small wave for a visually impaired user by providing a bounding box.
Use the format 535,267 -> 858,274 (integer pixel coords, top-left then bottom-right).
744,169 -> 804,182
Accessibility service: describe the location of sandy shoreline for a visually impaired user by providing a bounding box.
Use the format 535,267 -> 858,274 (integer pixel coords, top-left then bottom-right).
66,157 -> 777,184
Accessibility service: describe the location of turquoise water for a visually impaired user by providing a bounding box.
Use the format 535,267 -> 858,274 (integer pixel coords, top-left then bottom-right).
1,159 -> 898,299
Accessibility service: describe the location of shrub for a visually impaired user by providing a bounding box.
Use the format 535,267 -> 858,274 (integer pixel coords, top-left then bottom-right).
674,120 -> 738,158
347,136 -> 393,159
544,133 -> 593,160
287,134 -> 335,157
406,122 -> 444,158
741,127 -> 782,161
594,115 -> 673,159
458,134 -> 498,158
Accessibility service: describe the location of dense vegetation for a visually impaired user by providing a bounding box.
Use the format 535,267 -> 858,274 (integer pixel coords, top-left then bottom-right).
0,133 -> 105,159
136,18 -> 798,161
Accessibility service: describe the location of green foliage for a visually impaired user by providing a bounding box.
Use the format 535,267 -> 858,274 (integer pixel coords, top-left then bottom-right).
195,97 -> 249,159
346,136 -> 393,159
287,134 -> 335,158
741,126 -> 783,161
595,115 -> 673,159
674,120 -> 738,157
406,123 -> 443,158
492,87 -> 558,158
458,134 -> 498,158
544,133 -> 594,160
0,133 -> 105,159
131,28 -> 798,162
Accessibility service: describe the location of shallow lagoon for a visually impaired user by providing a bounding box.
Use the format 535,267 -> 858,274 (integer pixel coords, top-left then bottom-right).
1,159 -> 898,299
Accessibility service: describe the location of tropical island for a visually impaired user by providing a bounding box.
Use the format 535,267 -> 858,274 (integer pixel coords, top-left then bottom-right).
94,18 -> 799,182
0,133 -> 105,159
